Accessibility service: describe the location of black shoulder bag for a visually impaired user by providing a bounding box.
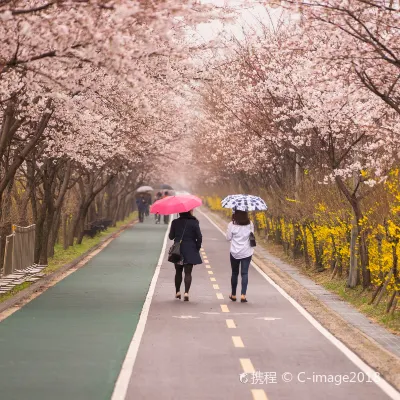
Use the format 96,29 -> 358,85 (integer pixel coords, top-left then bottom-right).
249,223 -> 256,247
168,221 -> 188,263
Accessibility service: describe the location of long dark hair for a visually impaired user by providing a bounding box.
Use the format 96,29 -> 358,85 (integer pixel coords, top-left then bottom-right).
179,211 -> 197,220
233,210 -> 250,226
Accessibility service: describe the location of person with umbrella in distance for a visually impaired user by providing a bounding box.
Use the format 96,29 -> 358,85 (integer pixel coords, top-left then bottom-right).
223,195 -> 267,303
136,194 -> 148,223
150,194 -> 203,301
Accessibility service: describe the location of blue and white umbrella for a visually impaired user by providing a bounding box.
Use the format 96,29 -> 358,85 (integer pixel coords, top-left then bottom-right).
221,194 -> 268,212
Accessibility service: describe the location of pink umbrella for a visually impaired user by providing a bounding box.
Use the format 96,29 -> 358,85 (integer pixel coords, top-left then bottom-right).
150,195 -> 202,215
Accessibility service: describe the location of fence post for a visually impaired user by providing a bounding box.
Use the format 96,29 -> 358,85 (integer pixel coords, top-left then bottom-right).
11,225 -> 36,272
3,234 -> 14,276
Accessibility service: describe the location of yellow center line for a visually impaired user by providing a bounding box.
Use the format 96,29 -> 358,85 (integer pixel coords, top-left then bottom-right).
208,271 -> 213,275
221,304 -> 229,313
204,260 -> 210,264
216,293 -> 224,300
232,336 -> 244,347
226,319 -> 236,328
251,389 -> 269,400
213,284 -> 220,290
206,265 -> 211,269
240,358 -> 255,373
210,277 -> 216,282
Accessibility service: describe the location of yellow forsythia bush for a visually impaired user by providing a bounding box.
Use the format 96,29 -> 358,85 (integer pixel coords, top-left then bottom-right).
204,196 -> 231,218
204,184 -> 400,294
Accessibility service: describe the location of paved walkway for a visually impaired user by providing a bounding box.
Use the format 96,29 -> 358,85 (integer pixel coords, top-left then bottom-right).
209,210 -> 400,359
0,212 -> 399,400
123,211 -> 399,400
0,218 -> 167,400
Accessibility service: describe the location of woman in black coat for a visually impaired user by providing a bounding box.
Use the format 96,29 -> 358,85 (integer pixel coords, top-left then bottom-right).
169,210 -> 202,301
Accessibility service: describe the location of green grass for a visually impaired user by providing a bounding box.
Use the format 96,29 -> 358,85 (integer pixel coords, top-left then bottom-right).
0,282 -> 32,304
321,276 -> 400,333
0,212 -> 137,305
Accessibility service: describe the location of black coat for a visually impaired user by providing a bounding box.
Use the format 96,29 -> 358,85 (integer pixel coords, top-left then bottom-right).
169,214 -> 203,265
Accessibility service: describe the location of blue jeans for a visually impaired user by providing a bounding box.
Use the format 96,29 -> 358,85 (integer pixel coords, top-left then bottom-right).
230,254 -> 252,296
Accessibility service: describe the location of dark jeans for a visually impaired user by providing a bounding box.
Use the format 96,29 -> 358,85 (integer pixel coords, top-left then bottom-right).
175,264 -> 193,293
164,215 -> 170,224
230,254 -> 252,296
138,210 -> 145,223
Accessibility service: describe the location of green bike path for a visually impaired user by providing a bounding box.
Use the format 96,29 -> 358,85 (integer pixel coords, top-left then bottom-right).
0,218 -> 168,400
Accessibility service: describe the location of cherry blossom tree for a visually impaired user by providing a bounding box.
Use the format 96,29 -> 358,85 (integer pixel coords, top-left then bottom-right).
0,0 -> 223,267
194,21 -> 400,287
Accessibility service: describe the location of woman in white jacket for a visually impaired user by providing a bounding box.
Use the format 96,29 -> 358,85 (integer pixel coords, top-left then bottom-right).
226,210 -> 254,302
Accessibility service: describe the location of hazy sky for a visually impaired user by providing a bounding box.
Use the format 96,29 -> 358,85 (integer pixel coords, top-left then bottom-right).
196,1 -> 286,42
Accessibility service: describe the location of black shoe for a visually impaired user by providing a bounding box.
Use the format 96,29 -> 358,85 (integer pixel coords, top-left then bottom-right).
241,298 -> 248,303
184,295 -> 189,301
229,295 -> 237,302
175,293 -> 181,300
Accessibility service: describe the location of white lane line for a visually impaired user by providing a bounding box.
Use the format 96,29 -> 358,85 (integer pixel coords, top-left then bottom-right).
221,304 -> 229,313
210,277 -> 216,282
252,389 -> 268,400
232,336 -> 244,348
111,223 -> 171,400
240,358 -> 255,373
226,319 -> 236,328
198,209 -> 400,400
216,293 -> 224,300
213,284 -> 220,290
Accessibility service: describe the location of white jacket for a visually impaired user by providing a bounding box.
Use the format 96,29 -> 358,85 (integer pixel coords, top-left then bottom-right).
226,221 -> 254,259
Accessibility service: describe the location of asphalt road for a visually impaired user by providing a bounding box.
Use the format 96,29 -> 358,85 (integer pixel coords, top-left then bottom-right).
0,219 -> 168,400
122,211 -> 398,400
0,212 -> 398,400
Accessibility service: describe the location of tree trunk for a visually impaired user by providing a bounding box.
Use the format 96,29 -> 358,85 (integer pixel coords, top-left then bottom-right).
348,214 -> 359,288
112,195 -> 122,227
34,202 -> 47,264
48,208 -> 62,258
62,213 -> 68,250
73,206 -> 86,245
302,225 -> 311,267
291,223 -> 302,259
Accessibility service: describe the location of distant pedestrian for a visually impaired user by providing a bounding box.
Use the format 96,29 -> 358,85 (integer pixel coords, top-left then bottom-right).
226,210 -> 254,303
169,210 -> 202,301
145,194 -> 151,217
163,191 -> 170,225
136,195 -> 148,223
154,191 -> 162,224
